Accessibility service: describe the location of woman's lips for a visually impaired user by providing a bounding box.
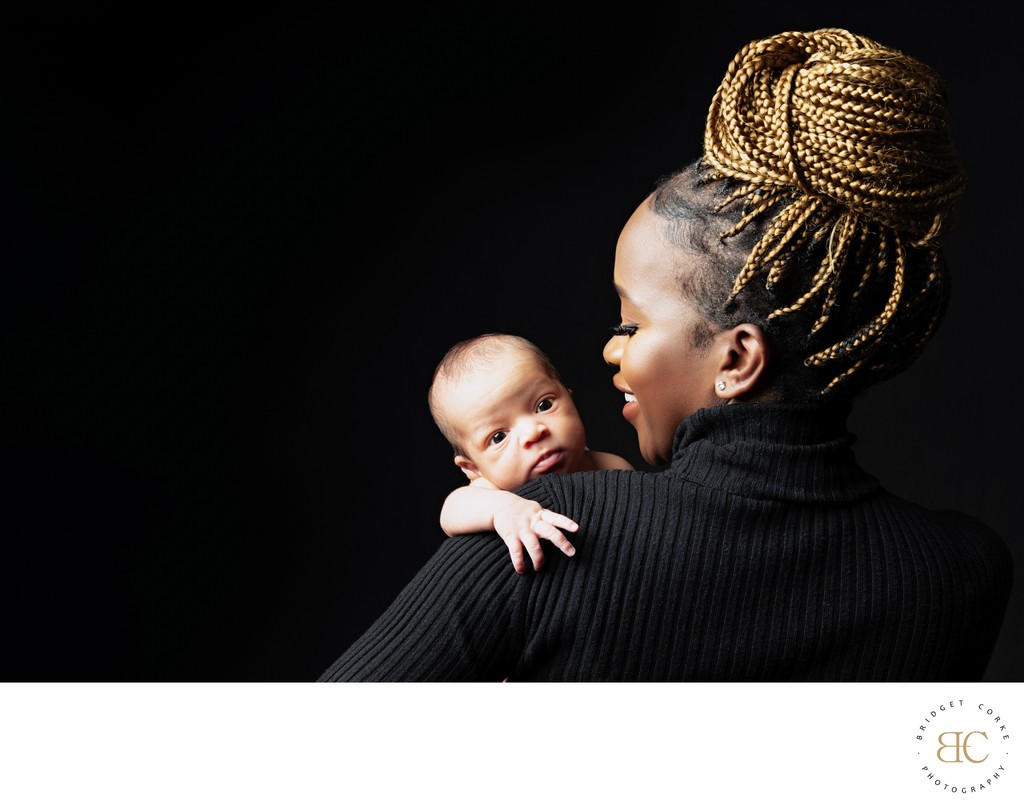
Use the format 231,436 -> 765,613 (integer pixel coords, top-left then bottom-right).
622,391 -> 638,421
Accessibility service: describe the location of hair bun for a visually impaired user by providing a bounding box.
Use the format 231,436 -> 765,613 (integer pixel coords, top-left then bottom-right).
703,28 -> 965,243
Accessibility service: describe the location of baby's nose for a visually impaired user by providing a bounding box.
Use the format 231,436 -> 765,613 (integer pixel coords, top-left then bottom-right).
521,420 -> 549,446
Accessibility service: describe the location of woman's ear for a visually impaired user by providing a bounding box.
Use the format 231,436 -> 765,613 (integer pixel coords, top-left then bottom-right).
713,323 -> 769,401
454,455 -> 483,481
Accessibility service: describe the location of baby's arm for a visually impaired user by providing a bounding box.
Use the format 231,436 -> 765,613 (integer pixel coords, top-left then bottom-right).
440,479 -> 578,574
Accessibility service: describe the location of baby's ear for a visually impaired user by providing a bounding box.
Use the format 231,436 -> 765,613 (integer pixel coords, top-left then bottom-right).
454,455 -> 483,482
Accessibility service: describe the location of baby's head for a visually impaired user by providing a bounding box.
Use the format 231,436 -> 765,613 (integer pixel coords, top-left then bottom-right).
428,333 -> 588,490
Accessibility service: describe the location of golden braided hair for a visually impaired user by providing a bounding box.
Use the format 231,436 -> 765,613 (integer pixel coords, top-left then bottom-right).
702,28 -> 966,395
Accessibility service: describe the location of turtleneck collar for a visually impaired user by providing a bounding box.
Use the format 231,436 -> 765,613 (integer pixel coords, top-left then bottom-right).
666,400 -> 880,504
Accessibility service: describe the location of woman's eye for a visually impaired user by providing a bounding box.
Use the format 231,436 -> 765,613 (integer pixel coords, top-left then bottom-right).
536,398 -> 554,413
611,323 -> 638,336
488,431 -> 508,447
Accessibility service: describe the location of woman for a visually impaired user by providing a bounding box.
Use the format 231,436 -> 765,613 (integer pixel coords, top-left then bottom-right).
320,28 -> 1012,682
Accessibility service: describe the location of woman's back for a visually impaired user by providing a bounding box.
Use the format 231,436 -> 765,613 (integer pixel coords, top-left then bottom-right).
322,401 -> 1012,681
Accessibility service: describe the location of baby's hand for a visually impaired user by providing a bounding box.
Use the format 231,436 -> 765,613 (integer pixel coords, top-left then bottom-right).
491,499 -> 578,574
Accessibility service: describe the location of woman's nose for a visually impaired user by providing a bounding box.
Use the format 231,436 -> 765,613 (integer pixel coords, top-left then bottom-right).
603,335 -> 622,366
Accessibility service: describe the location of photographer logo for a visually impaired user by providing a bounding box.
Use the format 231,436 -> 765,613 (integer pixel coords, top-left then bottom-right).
916,699 -> 1012,795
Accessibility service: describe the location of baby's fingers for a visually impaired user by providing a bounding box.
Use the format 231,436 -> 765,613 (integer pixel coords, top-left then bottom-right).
537,509 -> 578,533
524,536 -> 546,573
533,518 -> 577,559
502,538 -> 527,575
503,534 -> 545,574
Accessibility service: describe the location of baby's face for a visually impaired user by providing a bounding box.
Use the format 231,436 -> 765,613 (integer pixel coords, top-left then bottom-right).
448,355 -> 588,491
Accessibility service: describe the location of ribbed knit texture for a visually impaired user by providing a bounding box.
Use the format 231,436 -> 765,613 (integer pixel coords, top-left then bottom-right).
320,401 -> 1013,681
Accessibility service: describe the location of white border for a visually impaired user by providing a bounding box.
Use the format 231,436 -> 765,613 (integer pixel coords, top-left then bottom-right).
0,683 -> 1020,806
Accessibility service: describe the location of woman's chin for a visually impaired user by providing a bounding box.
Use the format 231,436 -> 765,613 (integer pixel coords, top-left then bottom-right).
636,439 -> 658,467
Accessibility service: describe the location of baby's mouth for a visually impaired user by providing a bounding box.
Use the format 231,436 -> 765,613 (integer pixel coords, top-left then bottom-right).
533,451 -> 564,474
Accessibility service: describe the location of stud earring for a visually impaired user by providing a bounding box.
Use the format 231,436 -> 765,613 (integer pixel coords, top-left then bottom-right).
716,380 -> 726,391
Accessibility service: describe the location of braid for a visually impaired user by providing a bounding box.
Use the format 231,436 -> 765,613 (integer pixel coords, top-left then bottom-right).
702,28 -> 965,396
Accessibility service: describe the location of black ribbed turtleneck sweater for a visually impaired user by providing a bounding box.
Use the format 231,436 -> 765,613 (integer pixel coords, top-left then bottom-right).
320,401 -> 1013,681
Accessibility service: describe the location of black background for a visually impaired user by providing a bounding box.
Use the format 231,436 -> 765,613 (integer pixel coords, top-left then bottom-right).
2,8 -> 1019,681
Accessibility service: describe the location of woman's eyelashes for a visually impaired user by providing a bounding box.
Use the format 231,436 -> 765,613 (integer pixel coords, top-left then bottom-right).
611,323 -> 638,336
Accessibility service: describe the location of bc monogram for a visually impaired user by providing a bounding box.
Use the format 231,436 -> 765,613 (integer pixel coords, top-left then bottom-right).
935,731 -> 988,763
916,700 -> 1011,795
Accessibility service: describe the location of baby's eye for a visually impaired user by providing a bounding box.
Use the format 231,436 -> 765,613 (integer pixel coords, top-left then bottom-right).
536,398 -> 554,413
611,323 -> 638,336
488,431 -> 508,447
